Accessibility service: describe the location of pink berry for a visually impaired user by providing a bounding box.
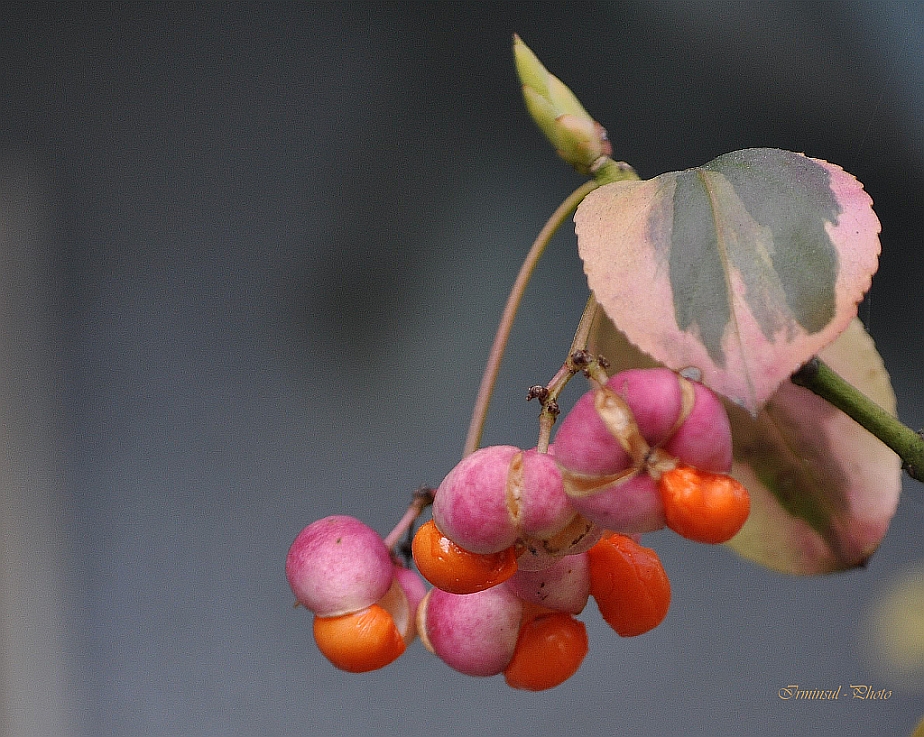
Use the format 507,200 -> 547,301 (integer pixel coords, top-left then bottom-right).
432,445 -> 577,556
507,449 -> 575,539
554,368 -> 683,477
506,552 -> 590,614
285,515 -> 393,617
432,445 -> 521,554
417,585 -> 523,677
661,381 -> 732,472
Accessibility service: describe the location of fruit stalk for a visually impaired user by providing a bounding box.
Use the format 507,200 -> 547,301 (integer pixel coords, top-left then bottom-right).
383,487 -> 435,552
533,293 -> 609,453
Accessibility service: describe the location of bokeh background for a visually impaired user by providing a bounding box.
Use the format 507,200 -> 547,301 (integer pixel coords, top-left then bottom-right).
1,3 -> 923,736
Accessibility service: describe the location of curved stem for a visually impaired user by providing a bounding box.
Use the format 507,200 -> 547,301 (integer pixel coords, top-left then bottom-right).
462,179 -> 599,457
791,358 -> 924,482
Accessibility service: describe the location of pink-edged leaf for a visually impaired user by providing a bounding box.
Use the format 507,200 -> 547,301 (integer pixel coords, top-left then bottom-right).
588,316 -> 901,574
724,318 -> 901,573
575,148 -> 881,414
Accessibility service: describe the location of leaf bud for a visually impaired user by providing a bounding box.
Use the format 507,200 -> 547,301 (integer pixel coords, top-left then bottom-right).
513,34 -> 612,174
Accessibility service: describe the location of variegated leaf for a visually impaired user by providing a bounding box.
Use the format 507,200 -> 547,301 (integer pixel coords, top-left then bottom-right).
575,148 -> 881,414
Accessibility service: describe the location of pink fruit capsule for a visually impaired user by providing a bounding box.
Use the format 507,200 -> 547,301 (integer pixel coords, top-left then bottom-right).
507,449 -> 575,540
285,515 -> 393,617
554,368 -> 734,534
417,584 -> 523,677
432,445 -> 521,555
433,445 -> 578,556
554,369 -> 685,477
506,552 -> 590,614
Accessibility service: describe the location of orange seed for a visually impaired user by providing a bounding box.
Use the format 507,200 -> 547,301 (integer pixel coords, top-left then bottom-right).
659,465 -> 750,544
587,532 -> 671,637
412,519 -> 517,594
503,611 -> 588,691
312,604 -> 406,673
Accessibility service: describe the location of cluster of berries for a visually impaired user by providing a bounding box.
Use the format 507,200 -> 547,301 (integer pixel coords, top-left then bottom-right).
286,368 -> 750,689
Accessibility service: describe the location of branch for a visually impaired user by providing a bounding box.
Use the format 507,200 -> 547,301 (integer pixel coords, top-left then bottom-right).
791,357 -> 924,482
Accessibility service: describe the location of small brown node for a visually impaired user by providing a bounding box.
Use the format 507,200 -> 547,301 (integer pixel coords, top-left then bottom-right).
790,357 -> 820,386
413,486 -> 436,506
570,349 -> 591,367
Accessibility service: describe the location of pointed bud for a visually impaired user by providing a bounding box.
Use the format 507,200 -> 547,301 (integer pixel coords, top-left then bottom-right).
513,34 -> 612,174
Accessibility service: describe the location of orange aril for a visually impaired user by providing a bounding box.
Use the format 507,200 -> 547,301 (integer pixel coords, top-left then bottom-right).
587,532 -> 671,637
312,604 -> 406,673
503,611 -> 588,691
412,519 -> 517,594
659,465 -> 750,544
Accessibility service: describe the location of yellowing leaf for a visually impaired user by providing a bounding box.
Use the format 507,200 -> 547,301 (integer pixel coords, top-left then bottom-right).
575,149 -> 881,414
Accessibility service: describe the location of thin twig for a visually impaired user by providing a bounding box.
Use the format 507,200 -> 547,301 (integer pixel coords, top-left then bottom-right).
383,487 -> 435,552
534,293 -> 602,452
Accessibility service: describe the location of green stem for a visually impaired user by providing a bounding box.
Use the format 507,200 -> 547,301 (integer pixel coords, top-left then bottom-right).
791,358 -> 924,482
462,179 -> 599,457
591,157 -> 639,185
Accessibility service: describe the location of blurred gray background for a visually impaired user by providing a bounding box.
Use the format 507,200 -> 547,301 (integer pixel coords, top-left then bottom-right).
1,2 -> 923,736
